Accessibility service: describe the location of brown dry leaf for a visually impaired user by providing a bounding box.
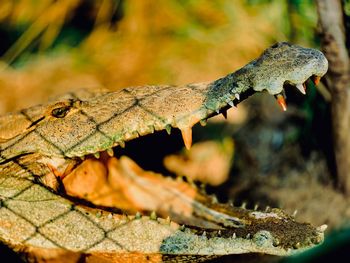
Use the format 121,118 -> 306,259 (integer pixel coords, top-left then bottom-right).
63,155 -> 236,228
164,138 -> 234,186
63,155 -> 199,222
210,104 -> 248,125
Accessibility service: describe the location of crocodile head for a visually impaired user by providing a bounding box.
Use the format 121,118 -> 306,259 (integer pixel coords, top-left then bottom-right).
206,42 -> 328,112
0,42 -> 328,258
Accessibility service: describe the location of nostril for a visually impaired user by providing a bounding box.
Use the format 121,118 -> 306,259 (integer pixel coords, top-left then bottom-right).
51,106 -> 71,118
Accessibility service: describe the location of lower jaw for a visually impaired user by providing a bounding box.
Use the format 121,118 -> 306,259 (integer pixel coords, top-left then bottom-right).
60,153 -> 237,229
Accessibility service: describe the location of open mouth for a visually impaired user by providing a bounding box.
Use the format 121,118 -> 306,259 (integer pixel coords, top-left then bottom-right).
51,73 -> 325,251
65,74 -> 321,172
57,73 -> 324,187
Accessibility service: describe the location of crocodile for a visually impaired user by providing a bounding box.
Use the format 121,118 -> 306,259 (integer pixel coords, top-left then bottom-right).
0,42 -> 328,262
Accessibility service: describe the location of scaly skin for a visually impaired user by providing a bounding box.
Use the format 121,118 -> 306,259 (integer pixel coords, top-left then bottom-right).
0,42 -> 328,262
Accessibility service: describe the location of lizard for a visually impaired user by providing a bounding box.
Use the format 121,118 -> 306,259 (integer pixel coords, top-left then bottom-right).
0,42 -> 328,262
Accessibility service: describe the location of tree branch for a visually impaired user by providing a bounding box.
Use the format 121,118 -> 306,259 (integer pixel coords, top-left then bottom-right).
316,0 -> 350,194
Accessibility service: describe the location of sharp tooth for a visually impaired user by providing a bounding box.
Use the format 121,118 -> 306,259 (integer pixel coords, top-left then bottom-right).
296,84 -> 306,95
149,125 -> 155,133
211,195 -> 218,204
150,211 -> 157,220
135,212 -> 142,219
292,209 -> 298,217
293,242 -> 301,249
317,224 -> 328,233
228,101 -> 234,107
94,152 -> 100,159
216,109 -> 220,114
275,94 -> 287,111
165,124 -> 172,135
176,176 -> 184,182
313,76 -> 321,86
235,93 -> 240,100
107,148 -> 114,157
273,238 -> 280,246
181,127 -> 192,150
200,119 -> 207,126
119,140 -> 125,148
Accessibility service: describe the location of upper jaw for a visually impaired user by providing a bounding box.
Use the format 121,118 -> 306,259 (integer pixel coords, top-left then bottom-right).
1,43 -> 328,161
65,72 -> 324,158
250,43 -> 328,96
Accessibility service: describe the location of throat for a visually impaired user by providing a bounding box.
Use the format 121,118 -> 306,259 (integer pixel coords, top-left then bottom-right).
113,130 -> 184,174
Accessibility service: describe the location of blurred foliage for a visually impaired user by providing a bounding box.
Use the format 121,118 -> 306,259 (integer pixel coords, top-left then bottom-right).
247,0 -> 319,44
344,0 -> 350,14
0,0 -> 320,112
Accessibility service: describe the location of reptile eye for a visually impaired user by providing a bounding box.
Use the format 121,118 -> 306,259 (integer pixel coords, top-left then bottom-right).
51,106 -> 70,118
